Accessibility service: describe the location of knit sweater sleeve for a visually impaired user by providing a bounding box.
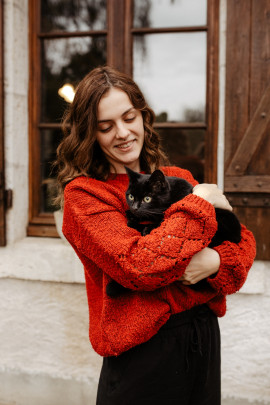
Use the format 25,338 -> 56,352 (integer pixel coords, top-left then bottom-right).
165,166 -> 256,294
62,177 -> 218,291
206,225 -> 256,294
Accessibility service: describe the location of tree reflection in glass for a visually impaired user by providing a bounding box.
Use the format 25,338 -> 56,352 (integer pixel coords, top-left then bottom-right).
41,0 -> 107,32
159,126 -> 205,183
41,36 -> 107,122
134,0 -> 207,28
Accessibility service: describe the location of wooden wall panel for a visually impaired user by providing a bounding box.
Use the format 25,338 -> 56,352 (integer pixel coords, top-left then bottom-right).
225,0 -> 251,170
225,0 -> 270,260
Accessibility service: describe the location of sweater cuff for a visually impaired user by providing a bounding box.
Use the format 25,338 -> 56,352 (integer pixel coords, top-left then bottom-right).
206,243 -> 241,293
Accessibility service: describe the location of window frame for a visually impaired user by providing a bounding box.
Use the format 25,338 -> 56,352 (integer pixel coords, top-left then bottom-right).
28,0 -> 219,237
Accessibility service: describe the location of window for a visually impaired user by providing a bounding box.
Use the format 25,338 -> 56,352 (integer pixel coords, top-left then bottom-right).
28,0 -> 219,237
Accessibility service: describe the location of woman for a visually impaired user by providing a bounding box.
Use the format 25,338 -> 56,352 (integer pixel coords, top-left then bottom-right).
56,66 -> 256,405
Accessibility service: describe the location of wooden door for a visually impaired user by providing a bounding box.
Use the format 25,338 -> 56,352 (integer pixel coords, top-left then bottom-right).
225,0 -> 270,259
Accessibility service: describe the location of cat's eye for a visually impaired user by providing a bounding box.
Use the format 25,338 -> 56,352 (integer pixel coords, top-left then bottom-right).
143,196 -> 152,203
128,194 -> 134,201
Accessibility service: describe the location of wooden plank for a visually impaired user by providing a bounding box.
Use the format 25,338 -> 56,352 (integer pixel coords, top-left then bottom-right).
250,0 -> 270,116
204,0 -> 219,184
226,193 -> 270,208
224,0 -> 251,170
28,0 -> 42,223
233,205 -> 270,260
124,0 -> 133,75
28,214 -> 56,225
225,175 -> 270,193
226,82 -> 270,175
27,224 -> 59,238
107,0 -> 125,71
248,0 -> 270,176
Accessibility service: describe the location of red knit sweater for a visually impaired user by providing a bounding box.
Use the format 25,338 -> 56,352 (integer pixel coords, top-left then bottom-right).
62,166 -> 256,357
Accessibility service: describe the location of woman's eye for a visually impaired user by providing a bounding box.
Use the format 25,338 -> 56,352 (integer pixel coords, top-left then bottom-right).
99,126 -> 112,133
143,196 -> 152,203
128,194 -> 134,201
125,116 -> 135,122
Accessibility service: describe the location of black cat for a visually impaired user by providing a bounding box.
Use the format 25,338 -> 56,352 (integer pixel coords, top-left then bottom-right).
106,167 -> 241,297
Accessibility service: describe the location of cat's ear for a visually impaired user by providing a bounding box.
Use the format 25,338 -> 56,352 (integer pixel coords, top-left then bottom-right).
125,166 -> 141,182
149,170 -> 168,192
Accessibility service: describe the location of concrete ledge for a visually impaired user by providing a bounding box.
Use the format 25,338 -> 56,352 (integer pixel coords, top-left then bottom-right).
238,260 -> 267,295
0,369 -> 97,405
0,237 -> 84,283
222,398 -> 270,405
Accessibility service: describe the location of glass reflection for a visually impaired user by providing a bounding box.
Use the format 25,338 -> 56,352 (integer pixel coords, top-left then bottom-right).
134,0 -> 207,28
158,128 -> 205,183
41,0 -> 107,32
133,32 -> 206,122
40,129 -> 62,212
41,36 -> 107,122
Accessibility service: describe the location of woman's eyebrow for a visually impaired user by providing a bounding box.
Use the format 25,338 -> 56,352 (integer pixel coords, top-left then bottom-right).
97,107 -> 135,123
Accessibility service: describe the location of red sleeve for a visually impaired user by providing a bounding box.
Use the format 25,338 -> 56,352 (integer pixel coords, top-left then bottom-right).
206,225 -> 256,294
62,178 -> 217,291
162,166 -> 199,187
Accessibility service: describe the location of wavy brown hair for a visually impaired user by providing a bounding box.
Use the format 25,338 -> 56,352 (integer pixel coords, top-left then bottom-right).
55,65 -> 168,204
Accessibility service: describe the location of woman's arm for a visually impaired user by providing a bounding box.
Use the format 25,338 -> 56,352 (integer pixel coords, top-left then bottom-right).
62,178 -> 218,292
179,183 -> 256,292
179,247 -> 220,285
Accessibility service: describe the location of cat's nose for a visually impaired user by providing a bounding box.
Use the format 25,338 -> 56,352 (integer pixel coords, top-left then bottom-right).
132,202 -> 139,210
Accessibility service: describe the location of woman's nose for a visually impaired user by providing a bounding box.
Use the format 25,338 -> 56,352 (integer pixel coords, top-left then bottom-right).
116,122 -> 130,139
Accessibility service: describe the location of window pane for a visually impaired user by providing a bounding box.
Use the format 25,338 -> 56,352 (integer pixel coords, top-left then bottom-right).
134,0 -> 207,28
40,129 -> 62,213
41,36 -> 107,122
159,128 -> 205,183
133,32 -> 206,122
41,0 -> 107,32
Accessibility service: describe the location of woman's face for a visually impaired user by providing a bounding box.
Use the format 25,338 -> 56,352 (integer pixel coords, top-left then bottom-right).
95,87 -> 145,174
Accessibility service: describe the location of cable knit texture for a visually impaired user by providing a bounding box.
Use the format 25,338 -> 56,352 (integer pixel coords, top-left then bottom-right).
62,166 -> 256,356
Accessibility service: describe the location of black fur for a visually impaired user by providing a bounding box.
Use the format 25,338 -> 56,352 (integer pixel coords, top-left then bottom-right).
106,168 -> 241,297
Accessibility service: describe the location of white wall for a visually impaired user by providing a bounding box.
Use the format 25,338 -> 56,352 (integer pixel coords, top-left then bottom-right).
0,1 -> 269,404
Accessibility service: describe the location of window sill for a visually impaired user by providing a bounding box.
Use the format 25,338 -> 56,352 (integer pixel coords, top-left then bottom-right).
0,237 -> 84,283
0,237 -> 267,293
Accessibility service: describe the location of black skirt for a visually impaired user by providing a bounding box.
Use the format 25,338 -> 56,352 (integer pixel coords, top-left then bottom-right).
96,304 -> 221,405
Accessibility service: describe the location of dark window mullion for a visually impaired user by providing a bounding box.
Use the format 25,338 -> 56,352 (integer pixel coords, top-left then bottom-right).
38,30 -> 107,39
131,26 -> 208,35
154,122 -> 207,129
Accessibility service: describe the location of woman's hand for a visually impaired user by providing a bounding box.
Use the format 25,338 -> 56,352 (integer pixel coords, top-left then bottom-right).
193,183 -> 232,211
179,248 -> 220,285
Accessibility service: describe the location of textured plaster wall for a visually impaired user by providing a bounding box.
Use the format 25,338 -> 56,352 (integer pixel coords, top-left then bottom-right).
0,0 -> 270,404
220,264 -> 270,404
0,278 -> 102,405
4,0 -> 29,244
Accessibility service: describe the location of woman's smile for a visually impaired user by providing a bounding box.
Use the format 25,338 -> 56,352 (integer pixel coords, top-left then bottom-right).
115,139 -> 136,150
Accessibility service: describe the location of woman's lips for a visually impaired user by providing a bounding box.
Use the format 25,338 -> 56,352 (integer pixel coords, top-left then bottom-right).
115,139 -> 135,150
